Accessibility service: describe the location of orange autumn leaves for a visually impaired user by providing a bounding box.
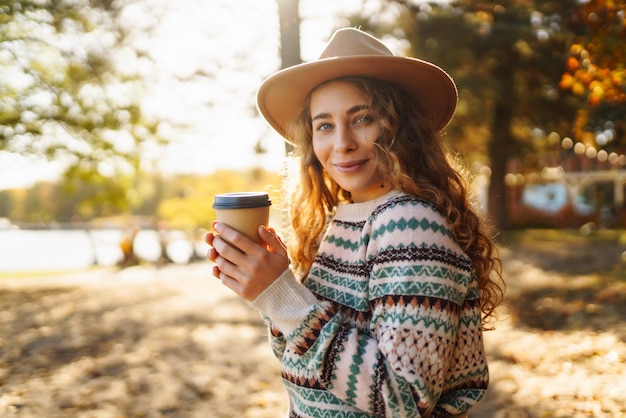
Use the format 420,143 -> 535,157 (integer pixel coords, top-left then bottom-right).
559,44 -> 626,106
559,0 -> 626,107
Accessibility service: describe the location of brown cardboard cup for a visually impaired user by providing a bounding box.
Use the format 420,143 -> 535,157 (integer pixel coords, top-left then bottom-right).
212,192 -> 272,245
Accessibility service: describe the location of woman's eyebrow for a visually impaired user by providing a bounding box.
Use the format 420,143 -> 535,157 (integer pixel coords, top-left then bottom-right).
311,112 -> 331,122
311,104 -> 370,122
346,104 -> 370,115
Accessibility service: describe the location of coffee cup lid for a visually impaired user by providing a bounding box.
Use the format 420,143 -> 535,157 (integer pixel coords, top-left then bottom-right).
212,192 -> 272,209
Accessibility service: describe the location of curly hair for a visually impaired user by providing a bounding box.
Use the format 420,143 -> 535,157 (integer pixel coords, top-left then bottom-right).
284,76 -> 505,329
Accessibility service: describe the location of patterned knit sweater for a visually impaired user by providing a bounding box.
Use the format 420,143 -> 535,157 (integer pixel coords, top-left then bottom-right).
251,190 -> 488,418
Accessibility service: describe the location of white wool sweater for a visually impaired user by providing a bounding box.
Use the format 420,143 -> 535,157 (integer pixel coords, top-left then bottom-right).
251,190 -> 488,418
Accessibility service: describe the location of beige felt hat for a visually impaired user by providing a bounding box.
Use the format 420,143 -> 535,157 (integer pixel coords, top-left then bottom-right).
256,27 -> 458,142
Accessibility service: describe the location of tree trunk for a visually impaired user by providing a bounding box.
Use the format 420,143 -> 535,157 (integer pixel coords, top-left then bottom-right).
488,99 -> 511,230
276,0 -> 301,153
277,0 -> 301,69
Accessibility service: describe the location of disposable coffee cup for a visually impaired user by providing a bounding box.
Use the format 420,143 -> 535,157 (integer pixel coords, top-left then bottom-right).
212,192 -> 272,245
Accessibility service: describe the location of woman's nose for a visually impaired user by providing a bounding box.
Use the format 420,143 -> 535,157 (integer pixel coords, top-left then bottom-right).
333,126 -> 357,152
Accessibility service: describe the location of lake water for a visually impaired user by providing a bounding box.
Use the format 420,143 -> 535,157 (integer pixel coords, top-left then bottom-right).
0,229 -> 209,273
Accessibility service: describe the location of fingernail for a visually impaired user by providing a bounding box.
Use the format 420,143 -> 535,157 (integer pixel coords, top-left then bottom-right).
214,222 -> 223,232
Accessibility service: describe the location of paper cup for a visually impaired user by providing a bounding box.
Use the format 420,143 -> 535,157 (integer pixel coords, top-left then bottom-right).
212,192 -> 272,244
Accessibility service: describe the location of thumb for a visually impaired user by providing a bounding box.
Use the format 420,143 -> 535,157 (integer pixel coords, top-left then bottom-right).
259,226 -> 288,256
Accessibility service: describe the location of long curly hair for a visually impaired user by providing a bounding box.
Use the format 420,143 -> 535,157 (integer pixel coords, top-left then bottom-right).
284,76 -> 505,329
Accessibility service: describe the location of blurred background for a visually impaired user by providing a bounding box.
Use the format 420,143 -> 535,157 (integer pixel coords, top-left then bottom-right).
1,0 -> 625,417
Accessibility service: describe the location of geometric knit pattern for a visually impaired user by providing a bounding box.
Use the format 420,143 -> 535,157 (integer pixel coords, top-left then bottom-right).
257,191 -> 488,418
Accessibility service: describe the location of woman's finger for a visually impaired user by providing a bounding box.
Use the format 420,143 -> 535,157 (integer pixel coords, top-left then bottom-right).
211,239 -> 245,280
211,264 -> 221,279
208,222 -> 290,301
259,226 -> 288,257
213,222 -> 259,255
211,232 -> 247,266
217,269 -> 244,295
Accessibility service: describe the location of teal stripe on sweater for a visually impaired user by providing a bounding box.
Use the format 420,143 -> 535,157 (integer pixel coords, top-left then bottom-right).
369,271 -> 467,302
325,233 -> 362,252
308,270 -> 369,311
371,216 -> 455,242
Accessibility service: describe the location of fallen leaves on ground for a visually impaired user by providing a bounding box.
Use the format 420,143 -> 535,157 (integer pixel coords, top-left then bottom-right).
1,229 -> 625,417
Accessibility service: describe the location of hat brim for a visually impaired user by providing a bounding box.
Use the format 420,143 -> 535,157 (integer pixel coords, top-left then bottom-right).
256,55 -> 458,142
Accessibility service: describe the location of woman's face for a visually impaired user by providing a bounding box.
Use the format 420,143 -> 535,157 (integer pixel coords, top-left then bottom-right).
310,80 -> 391,203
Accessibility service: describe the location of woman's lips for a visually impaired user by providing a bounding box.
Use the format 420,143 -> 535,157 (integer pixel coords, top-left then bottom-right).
333,159 -> 368,173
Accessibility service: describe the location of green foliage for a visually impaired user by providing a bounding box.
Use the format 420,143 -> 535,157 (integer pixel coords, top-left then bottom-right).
59,163 -> 135,219
0,168 -> 283,228
157,168 -> 283,230
0,0 -> 166,213
355,0 -> 580,165
348,0 -> 625,228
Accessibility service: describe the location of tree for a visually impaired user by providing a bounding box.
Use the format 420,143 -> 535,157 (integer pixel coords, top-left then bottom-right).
277,0 -> 302,154
349,0 -> 581,229
278,0 -> 302,69
0,0 -> 165,212
560,0 -> 626,154
157,168 -> 282,230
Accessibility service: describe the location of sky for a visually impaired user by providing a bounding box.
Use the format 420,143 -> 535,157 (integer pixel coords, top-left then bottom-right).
0,0 -> 365,190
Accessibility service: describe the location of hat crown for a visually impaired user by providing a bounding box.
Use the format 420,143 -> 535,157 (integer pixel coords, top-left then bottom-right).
257,27 -> 457,141
319,28 -> 394,60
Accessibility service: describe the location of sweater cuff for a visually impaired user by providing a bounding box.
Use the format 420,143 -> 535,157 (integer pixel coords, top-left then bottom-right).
250,268 -> 319,336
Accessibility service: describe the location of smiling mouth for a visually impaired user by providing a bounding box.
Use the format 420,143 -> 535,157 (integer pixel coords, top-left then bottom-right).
333,159 -> 368,172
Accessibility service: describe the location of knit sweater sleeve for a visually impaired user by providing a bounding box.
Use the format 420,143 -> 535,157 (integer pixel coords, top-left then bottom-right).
251,196 -> 487,417
364,199 -> 487,417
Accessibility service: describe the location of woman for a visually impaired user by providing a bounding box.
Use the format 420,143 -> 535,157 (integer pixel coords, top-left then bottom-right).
206,27 -> 504,418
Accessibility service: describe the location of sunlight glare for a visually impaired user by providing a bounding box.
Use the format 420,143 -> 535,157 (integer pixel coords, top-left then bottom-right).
2,0 -> 379,189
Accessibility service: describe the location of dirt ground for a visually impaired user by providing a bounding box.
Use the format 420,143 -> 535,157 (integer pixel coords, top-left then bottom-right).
1,229 -> 625,418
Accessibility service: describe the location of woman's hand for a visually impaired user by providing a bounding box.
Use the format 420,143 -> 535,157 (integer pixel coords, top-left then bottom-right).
205,221 -> 290,301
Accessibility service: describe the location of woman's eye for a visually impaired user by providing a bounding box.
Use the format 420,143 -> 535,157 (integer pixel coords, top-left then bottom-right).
355,115 -> 373,125
315,122 -> 333,131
